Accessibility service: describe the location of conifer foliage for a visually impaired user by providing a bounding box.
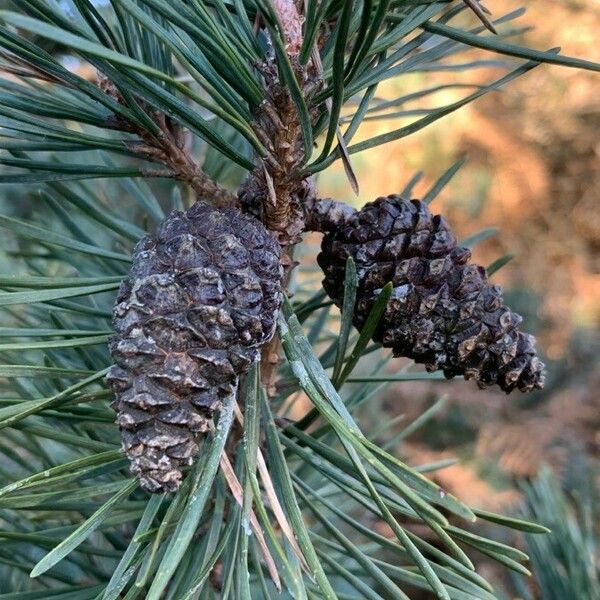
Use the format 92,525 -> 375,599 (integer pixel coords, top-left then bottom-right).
0,0 -> 596,598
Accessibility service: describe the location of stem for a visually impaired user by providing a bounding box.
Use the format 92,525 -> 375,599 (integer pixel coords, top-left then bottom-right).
157,129 -> 237,206
261,244 -> 295,395
248,4 -> 322,391
99,73 -> 238,207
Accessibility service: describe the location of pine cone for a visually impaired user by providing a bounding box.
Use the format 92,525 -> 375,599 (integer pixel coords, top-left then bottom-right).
317,195 -> 545,393
107,202 -> 282,492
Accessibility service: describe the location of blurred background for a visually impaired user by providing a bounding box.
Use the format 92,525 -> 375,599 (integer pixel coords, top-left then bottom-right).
314,1 -> 599,596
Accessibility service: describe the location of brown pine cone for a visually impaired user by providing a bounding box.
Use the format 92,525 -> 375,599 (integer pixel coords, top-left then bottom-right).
107,202 -> 282,492
317,195 -> 545,393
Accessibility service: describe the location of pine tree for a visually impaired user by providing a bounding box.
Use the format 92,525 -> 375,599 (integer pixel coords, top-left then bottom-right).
0,1 -> 596,598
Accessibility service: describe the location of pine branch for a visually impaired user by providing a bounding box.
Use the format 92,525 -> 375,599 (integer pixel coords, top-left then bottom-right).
0,1 -> 596,597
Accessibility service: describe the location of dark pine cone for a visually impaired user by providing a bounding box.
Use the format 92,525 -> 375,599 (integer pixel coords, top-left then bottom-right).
317,195 -> 545,393
107,202 -> 283,493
